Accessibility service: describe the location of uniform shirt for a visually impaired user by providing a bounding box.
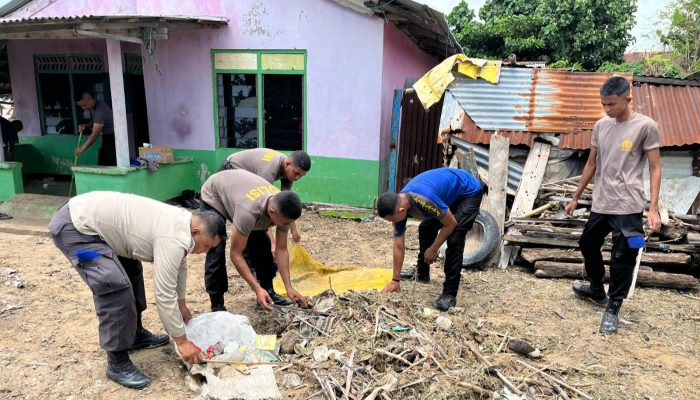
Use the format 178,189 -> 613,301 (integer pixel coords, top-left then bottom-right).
200,169 -> 282,236
224,148 -> 292,190
394,168 -> 481,236
92,100 -> 114,136
591,112 -> 661,214
68,191 -> 194,338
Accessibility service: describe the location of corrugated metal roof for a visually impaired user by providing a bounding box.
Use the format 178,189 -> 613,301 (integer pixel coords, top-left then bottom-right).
448,67 -> 700,149
0,15 -> 229,25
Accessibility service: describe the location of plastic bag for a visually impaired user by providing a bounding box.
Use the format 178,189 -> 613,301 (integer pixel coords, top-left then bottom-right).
175,312 -> 256,358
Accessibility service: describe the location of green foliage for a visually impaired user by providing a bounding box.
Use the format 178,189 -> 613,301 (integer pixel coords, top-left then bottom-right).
548,60 -> 586,71
657,0 -> 700,72
447,0 -> 637,70
597,56 -> 684,78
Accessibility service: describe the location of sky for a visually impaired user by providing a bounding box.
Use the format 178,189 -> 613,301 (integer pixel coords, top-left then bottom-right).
416,0 -> 672,52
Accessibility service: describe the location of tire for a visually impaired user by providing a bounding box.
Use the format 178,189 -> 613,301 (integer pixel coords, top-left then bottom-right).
438,209 -> 501,268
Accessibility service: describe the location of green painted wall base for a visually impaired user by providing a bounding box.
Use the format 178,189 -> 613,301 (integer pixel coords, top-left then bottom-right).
16,135 -> 100,175
73,157 -> 195,201
0,162 -> 24,201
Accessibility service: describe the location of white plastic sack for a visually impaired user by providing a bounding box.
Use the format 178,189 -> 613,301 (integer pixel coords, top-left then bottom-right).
176,312 -> 256,357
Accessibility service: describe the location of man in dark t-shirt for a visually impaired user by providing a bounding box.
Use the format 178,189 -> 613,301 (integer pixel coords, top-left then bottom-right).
75,91 -> 116,166
377,168 -> 484,311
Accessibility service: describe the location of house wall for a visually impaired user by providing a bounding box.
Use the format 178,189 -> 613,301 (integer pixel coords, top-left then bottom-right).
7,0 -> 440,206
378,22 -> 437,192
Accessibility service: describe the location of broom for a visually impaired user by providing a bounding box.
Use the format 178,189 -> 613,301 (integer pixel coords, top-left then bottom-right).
67,127 -> 85,197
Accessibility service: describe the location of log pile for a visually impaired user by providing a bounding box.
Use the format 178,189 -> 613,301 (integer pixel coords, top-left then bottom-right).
502,176 -> 700,290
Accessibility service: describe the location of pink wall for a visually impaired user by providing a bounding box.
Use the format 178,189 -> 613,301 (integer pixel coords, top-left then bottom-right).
379,22 -> 437,161
8,0 -> 442,162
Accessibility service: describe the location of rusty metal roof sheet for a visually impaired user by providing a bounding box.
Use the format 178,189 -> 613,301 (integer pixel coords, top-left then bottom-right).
448,67 -> 700,149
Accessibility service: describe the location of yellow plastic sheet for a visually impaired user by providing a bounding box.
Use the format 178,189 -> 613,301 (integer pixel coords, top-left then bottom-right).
413,54 -> 502,110
273,243 -> 393,296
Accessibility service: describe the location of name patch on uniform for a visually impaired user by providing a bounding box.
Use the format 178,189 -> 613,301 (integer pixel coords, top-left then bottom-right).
261,150 -> 280,162
245,185 -> 280,201
620,138 -> 633,152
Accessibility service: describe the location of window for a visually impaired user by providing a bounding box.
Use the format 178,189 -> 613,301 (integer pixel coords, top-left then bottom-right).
213,51 -> 305,150
34,54 -> 109,135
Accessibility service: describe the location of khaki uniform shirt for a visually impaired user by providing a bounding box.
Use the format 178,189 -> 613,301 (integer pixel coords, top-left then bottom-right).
68,192 -> 193,337
200,169 -> 282,236
225,148 -> 292,190
591,112 -> 661,214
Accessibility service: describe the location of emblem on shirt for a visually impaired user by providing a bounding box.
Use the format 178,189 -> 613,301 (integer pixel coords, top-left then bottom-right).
620,138 -> 633,152
413,197 -> 440,217
261,150 -> 279,162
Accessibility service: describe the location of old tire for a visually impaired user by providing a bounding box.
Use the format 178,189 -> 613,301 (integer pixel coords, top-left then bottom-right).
438,209 -> 500,268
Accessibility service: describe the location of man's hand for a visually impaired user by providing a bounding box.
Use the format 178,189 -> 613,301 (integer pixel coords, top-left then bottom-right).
177,340 -> 203,365
382,280 -> 401,293
78,123 -> 85,133
291,229 -> 301,243
179,302 -> 193,325
647,208 -> 661,232
564,199 -> 578,216
74,146 -> 85,156
285,286 -> 308,308
424,246 -> 439,264
255,287 -> 274,311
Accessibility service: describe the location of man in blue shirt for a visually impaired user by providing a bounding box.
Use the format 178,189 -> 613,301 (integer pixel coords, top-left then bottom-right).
377,168 -> 484,311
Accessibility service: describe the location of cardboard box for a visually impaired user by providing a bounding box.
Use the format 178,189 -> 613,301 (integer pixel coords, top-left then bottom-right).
138,146 -> 174,164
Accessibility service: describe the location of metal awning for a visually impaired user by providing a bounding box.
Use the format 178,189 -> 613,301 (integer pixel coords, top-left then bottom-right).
0,15 -> 228,42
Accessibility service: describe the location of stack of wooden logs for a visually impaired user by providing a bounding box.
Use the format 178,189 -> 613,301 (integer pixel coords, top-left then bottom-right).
502,176 -> 700,290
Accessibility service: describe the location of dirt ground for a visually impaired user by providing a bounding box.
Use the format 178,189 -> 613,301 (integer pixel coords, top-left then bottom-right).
0,212 -> 699,400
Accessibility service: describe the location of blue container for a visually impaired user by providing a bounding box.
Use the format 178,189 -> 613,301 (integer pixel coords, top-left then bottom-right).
627,236 -> 645,249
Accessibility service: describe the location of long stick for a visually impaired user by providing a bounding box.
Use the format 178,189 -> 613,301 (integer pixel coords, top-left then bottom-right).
515,359 -> 593,400
68,128 -> 85,197
627,234 -> 648,299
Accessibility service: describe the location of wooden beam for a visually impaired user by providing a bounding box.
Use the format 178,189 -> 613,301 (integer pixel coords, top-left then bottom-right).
486,134 -> 509,265
106,39 -> 130,168
521,248 -> 692,266
499,142 -> 551,268
534,261 -> 699,290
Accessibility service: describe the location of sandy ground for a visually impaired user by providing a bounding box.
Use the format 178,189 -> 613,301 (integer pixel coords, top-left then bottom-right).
0,212 -> 699,400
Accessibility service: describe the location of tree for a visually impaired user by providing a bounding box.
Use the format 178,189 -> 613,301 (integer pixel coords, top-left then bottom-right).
657,0 -> 700,72
447,0 -> 638,71
597,55 -> 684,78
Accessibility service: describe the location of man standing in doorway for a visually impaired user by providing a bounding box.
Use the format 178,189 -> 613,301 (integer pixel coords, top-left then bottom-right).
565,76 -> 662,333
75,91 -> 116,166
376,167 -> 484,311
200,169 -> 309,312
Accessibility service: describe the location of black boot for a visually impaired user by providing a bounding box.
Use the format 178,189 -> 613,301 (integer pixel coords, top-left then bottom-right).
264,287 -> 292,306
600,299 -> 622,334
572,282 -> 608,306
399,265 -> 430,283
210,294 -> 227,312
106,351 -> 150,389
434,294 -> 456,311
129,315 -> 169,351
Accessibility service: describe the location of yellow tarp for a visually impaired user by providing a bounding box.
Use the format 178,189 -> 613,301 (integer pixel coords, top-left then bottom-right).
413,54 -> 502,110
273,243 -> 392,296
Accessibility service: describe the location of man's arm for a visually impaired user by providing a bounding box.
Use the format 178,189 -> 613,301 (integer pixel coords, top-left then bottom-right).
424,211 -> 458,264
229,227 -> 274,311
565,147 -> 598,216
646,148 -> 662,232
75,123 -> 104,156
382,234 -> 405,293
275,227 -> 308,307
152,242 -> 201,364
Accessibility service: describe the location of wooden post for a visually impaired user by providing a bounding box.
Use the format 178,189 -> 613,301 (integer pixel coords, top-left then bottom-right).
486,134 -> 509,265
106,39 -> 130,168
499,142 -> 551,268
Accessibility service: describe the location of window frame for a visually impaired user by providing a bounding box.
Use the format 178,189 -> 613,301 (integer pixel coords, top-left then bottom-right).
33,54 -> 110,136
210,49 -> 307,151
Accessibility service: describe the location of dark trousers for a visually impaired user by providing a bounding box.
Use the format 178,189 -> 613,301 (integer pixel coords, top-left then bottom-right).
201,203 -> 278,297
417,191 -> 483,296
579,212 -> 644,300
49,205 -> 146,352
98,134 -> 116,166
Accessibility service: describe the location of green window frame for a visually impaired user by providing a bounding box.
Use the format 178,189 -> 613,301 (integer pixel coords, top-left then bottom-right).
34,54 -> 111,136
210,49 -> 307,151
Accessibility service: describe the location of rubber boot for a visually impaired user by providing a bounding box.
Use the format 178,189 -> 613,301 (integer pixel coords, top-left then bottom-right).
106,351 -> 150,389
600,299 -> 623,334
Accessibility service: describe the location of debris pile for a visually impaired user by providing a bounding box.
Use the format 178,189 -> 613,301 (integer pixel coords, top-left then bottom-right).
252,290 -> 599,400
500,176 -> 700,289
